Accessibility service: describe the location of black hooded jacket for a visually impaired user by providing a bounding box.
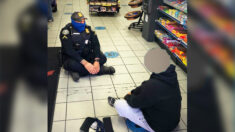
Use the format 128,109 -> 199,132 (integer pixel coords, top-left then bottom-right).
124,65 -> 182,132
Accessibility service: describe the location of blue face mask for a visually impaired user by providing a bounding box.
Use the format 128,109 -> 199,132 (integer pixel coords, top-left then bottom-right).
71,19 -> 86,33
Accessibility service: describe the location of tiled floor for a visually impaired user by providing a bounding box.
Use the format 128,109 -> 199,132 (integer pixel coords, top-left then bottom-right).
49,0 -> 187,131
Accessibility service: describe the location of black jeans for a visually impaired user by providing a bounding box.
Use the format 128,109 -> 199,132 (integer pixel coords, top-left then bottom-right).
63,53 -> 107,76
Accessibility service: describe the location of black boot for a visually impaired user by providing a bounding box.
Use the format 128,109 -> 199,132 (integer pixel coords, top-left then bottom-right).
70,71 -> 80,82
99,66 -> 115,75
52,5 -> 57,12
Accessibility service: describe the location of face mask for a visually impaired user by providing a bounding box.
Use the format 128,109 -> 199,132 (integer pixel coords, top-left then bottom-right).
71,19 -> 86,33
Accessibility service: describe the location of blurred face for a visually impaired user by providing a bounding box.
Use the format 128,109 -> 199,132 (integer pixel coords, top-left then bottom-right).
75,18 -> 85,24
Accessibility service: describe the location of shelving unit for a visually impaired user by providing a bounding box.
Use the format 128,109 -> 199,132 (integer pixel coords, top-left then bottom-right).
154,0 -> 187,72
155,37 -> 187,72
156,21 -> 187,48
157,8 -> 187,28
163,0 -> 187,13
88,0 -> 120,14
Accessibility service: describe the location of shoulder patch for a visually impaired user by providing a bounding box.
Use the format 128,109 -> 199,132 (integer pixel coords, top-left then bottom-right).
85,28 -> 90,34
62,29 -> 69,35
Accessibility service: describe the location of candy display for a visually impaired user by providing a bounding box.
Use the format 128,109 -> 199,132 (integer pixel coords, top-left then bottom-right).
88,0 -> 120,13
159,18 -> 187,43
158,6 -> 187,26
155,0 -> 187,69
155,30 -> 187,66
163,0 -> 187,13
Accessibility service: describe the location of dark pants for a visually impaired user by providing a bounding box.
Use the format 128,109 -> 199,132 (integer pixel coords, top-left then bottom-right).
63,53 -> 107,76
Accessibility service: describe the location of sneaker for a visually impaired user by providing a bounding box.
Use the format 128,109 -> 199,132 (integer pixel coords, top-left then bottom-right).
70,72 -> 80,82
99,66 -> 115,75
108,96 -> 116,107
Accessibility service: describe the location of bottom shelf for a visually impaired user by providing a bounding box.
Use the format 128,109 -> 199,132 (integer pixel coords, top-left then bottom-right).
155,36 -> 187,73
90,11 -> 118,13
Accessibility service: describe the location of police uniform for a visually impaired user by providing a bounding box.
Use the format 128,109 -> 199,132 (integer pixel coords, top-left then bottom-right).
60,23 -> 107,76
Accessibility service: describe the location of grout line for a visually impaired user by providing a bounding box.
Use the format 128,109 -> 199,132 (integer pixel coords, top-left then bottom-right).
89,75 -> 97,117
64,76 -> 69,132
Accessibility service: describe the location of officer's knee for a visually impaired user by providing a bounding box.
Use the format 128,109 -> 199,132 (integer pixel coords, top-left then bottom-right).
63,59 -> 81,71
100,54 -> 107,65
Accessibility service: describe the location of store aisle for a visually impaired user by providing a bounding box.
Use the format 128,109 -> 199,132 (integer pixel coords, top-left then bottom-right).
48,0 -> 187,132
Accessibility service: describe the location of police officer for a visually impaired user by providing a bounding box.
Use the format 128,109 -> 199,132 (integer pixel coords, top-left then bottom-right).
60,12 -> 115,81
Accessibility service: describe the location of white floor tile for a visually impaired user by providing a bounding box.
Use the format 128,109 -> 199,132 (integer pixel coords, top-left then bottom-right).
126,64 -> 147,73
138,56 -> 145,64
113,41 -> 128,46
116,45 -> 132,51
67,101 -> 94,120
101,45 -> 117,52
179,80 -> 187,93
94,100 -> 118,117
119,51 -> 136,57
58,77 -> 68,89
67,87 -> 92,102
173,119 -> 187,131
114,83 -> 136,98
122,57 -> 141,65
66,119 -> 85,132
53,103 -> 66,121
52,121 -> 65,132
111,74 -> 134,85
56,89 -> 67,103
129,44 -> 146,50
181,109 -> 187,126
93,87 -> 117,100
181,93 -> 187,109
133,50 -> 148,57
90,75 -> 112,86
130,73 -> 149,83
68,76 -> 91,88
60,68 -> 69,78
106,58 -> 123,66
112,65 -> 129,74
176,70 -> 187,81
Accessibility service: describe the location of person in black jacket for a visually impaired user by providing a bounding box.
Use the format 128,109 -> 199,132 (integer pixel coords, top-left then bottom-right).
108,64 -> 182,132
60,12 -> 115,81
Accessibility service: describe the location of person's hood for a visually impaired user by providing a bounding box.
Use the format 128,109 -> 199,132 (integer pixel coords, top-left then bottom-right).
150,64 -> 178,86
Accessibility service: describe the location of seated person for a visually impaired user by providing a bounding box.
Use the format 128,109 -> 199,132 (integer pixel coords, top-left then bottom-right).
60,12 -> 115,81
108,49 -> 182,132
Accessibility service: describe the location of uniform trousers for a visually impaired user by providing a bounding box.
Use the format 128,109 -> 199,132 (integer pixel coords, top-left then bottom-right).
63,53 -> 107,76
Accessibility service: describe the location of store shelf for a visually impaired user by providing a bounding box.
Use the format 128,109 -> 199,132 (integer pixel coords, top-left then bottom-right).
89,0 -> 120,14
163,0 -> 187,13
156,21 -> 187,48
90,10 -> 118,13
158,8 -> 187,28
155,36 -> 187,72
89,4 -> 117,6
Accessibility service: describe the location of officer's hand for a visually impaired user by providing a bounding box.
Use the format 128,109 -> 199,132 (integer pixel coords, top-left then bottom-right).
93,61 -> 100,73
84,63 -> 97,75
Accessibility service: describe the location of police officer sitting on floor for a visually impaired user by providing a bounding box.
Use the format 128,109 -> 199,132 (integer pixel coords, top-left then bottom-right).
60,12 -> 115,81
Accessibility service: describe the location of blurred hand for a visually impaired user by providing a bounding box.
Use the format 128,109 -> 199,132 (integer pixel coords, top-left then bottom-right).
84,63 -> 97,74
93,61 -> 100,74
